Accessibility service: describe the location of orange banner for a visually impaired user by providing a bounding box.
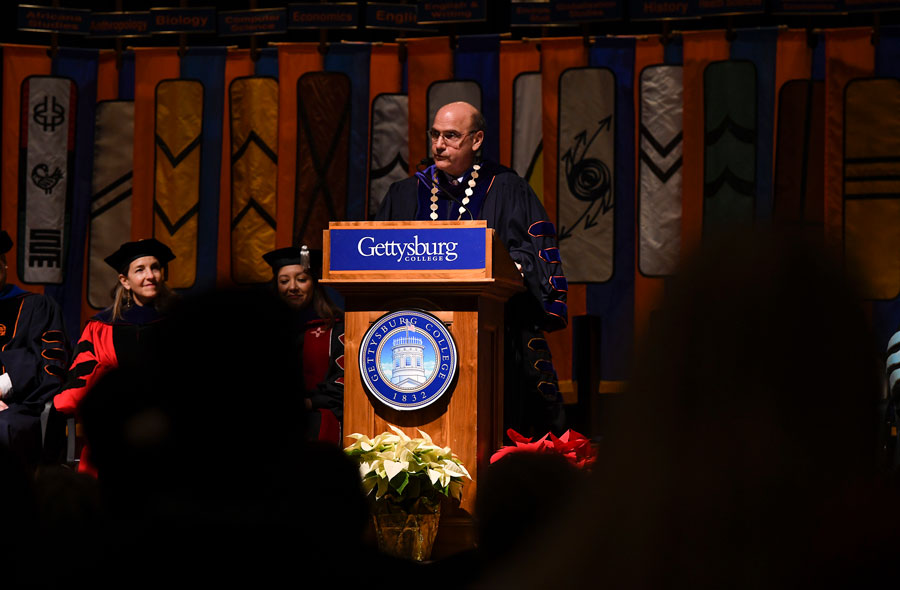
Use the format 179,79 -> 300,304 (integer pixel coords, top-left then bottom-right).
276,43 -> 322,248
406,37 -> 453,176
132,48 -> 180,242
499,40 -> 541,168
1,44 -> 51,293
540,37 -> 588,395
823,28 -> 874,251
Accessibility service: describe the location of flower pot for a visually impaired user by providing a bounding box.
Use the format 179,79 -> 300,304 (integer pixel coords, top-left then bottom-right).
372,503 -> 441,561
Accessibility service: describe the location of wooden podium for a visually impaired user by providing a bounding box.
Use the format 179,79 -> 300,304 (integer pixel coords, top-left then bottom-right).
321,220 -> 524,555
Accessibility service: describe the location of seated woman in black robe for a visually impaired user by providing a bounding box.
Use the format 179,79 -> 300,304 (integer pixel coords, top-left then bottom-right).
263,246 -> 344,443
54,239 -> 175,474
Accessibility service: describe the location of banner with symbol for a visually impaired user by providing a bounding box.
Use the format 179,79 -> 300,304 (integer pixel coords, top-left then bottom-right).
369,93 -> 408,218
18,75 -> 76,284
87,100 -> 134,308
638,65 -> 682,277
557,67 -> 615,283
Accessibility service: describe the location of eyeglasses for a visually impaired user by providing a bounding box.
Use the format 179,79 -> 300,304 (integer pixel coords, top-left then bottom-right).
428,129 -> 475,147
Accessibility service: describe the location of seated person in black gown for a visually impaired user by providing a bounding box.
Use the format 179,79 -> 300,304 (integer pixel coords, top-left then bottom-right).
0,230 -> 68,469
264,245 -> 344,443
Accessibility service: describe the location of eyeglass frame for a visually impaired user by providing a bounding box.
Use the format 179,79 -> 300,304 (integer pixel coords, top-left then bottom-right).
427,128 -> 480,147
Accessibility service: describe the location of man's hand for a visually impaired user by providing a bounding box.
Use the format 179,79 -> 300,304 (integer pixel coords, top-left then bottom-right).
0,400 -> 8,412
515,261 -> 524,277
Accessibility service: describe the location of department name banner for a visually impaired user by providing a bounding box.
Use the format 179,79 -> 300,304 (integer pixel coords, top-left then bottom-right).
288,3 -> 359,29
329,227 -> 486,271
17,5 -> 90,35
366,3 -> 424,31
510,2 -> 552,27
19,76 -> 77,284
89,12 -> 152,38
149,8 -> 216,34
770,0 -> 841,13
552,0 -> 623,22
218,9 -> 287,36
694,0 -> 764,16
418,0 -> 486,24
629,0 -> 696,20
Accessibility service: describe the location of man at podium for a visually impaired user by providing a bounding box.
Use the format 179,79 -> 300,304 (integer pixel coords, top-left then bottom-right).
375,101 -> 569,436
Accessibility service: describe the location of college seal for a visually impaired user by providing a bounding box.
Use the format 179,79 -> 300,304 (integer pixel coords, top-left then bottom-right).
358,309 -> 458,411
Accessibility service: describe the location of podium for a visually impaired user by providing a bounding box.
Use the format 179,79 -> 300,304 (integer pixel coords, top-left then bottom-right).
321,220 -> 524,555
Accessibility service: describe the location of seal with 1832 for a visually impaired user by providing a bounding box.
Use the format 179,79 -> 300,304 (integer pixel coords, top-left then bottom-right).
358,309 -> 458,411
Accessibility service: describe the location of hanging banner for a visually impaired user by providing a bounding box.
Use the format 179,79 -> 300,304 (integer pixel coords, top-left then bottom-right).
367,3 -> 429,31
557,67 -> 615,283
294,72 -> 351,249
510,2 -> 552,27
288,3 -> 359,29
551,0 -> 623,22
773,80 -> 824,229
230,77 -> 278,284
512,72 -> 543,196
17,5 -> 90,35
703,60 -> 757,233
771,0 -> 841,13
629,0 -> 696,20
369,94 -> 409,218
418,0 -> 486,24
694,0 -> 764,16
154,79 -> 203,289
844,78 -> 900,301
89,12 -> 152,38
638,65 -> 683,278
18,75 -> 76,284
456,35 -> 501,165
87,101 -> 134,308
149,7 -> 216,34
218,8 -> 287,36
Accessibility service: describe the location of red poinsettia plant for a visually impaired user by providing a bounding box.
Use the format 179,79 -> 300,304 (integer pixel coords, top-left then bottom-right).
490,428 -> 597,470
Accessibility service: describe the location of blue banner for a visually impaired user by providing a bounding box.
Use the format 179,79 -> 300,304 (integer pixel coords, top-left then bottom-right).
18,5 -> 90,35
455,35 -> 501,165
330,228 -> 486,271
418,0 -> 486,24
150,7 -> 216,34
288,3 -> 359,29
587,37 -> 636,381
218,9 -> 286,36
89,12 -> 151,38
181,47 -> 227,295
325,44 -> 372,222
552,0 -> 623,22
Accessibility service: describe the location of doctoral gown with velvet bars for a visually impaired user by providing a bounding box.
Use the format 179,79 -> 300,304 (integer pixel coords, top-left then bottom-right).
376,161 -> 569,436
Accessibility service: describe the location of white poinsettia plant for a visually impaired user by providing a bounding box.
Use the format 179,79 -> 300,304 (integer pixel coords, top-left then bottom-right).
344,425 -> 471,512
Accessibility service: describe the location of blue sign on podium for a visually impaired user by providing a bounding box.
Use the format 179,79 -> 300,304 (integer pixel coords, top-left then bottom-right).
329,227 -> 486,271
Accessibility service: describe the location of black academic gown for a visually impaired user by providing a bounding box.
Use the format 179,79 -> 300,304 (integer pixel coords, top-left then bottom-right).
376,161 -> 569,436
0,284 -> 68,467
